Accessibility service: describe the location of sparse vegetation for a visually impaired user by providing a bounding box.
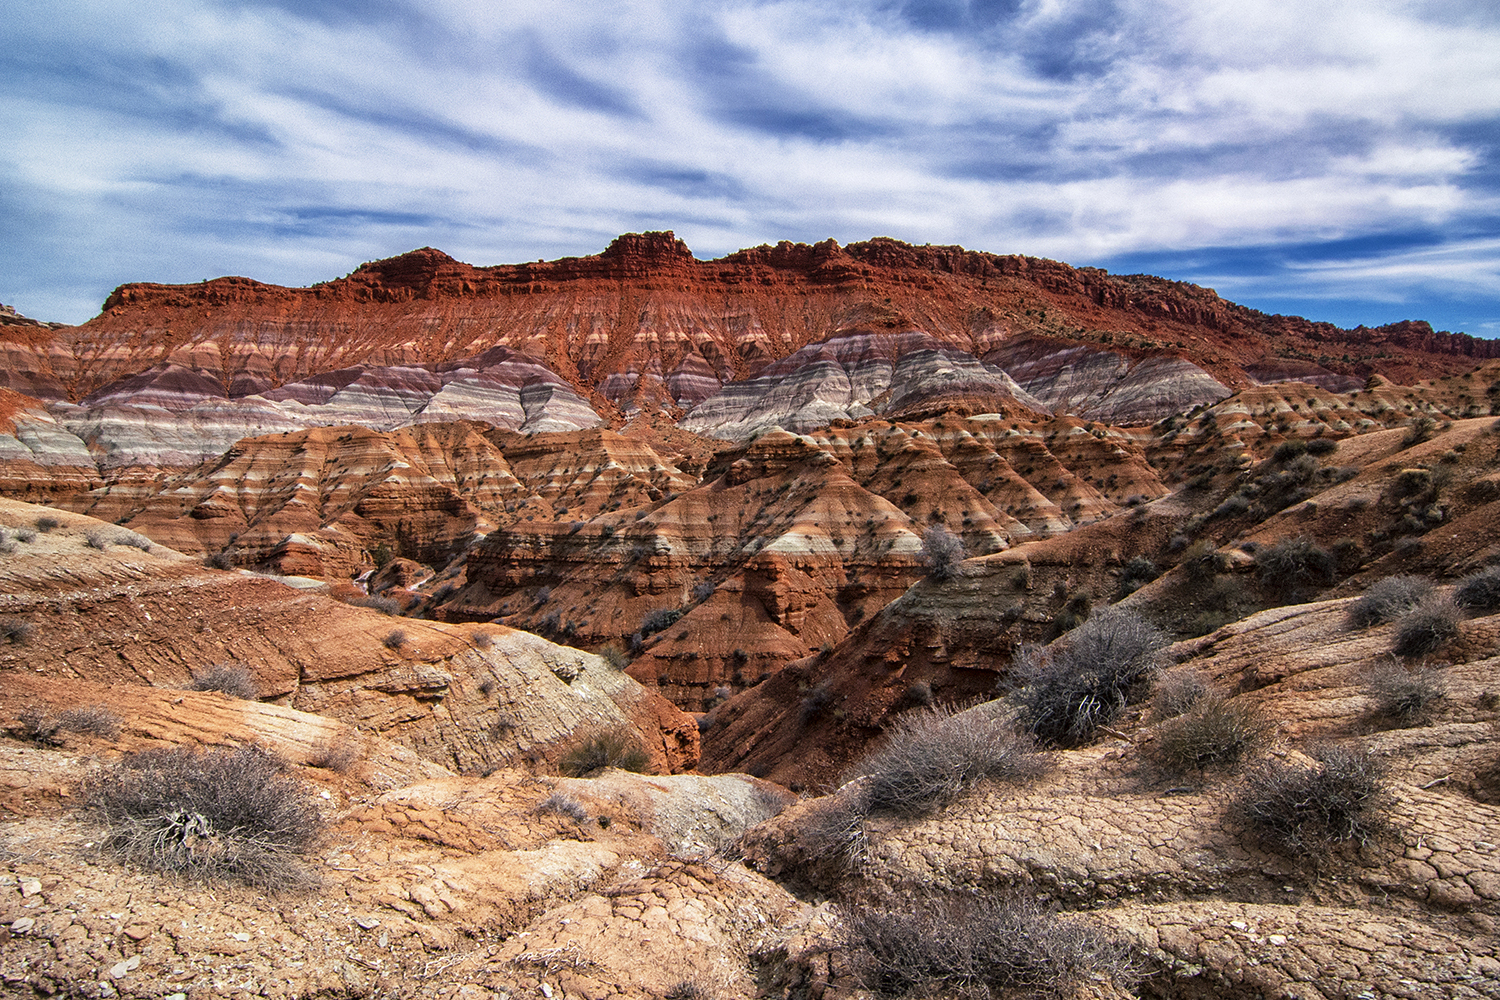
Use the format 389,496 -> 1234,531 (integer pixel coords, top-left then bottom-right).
57,704 -> 124,740
1254,536 -> 1336,598
536,790 -> 592,823
1401,415 -> 1436,448
1392,594 -> 1460,657
1152,669 -> 1211,719
844,891 -> 1137,999
382,628 -> 408,649
1236,742 -> 1389,854
1013,607 -> 1166,746
558,727 -> 650,777
639,607 -> 683,638
191,662 -> 259,700
1455,566 -> 1500,613
347,593 -> 402,615
472,631 -> 495,649
1365,660 -> 1445,726
82,745 -> 325,889
1151,695 -> 1269,773
85,531 -> 110,550
34,515 -> 60,532
0,614 -> 34,645
851,704 -> 1051,817
1347,575 -> 1434,628
307,734 -> 362,773
920,524 -> 965,581
203,550 -> 234,570
596,642 -> 629,670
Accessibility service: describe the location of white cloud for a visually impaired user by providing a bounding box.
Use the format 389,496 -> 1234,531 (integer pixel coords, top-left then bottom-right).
2,0 -> 1498,329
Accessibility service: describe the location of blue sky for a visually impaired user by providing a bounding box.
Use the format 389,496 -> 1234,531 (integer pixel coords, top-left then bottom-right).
3,1 -> 1498,336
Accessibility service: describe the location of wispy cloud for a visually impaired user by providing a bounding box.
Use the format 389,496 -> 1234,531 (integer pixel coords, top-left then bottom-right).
1,0 -> 1498,335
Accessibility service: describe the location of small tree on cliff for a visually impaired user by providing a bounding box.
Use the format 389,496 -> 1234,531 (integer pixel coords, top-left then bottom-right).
921,525 -> 965,582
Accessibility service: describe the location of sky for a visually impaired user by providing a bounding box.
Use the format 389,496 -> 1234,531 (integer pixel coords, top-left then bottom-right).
3,1 -> 1499,337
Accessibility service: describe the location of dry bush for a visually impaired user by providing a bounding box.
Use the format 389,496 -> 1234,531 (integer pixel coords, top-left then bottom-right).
17,703 -> 123,744
203,550 -> 234,570
84,530 -> 110,550
1454,566 -> 1500,613
57,704 -> 123,740
0,614 -> 34,645
850,704 -> 1051,818
844,891 -> 1138,999
307,734 -> 362,773
16,705 -> 63,745
1236,742 -> 1389,854
34,515 -> 60,532
191,662 -> 259,700
1152,670 -> 1211,719
920,524 -> 965,582
81,745 -> 324,889
1150,696 -> 1270,773
472,631 -> 495,649
558,727 -> 650,777
1365,660 -> 1446,726
1392,594 -> 1460,657
1014,607 -> 1166,746
382,628 -> 407,649
348,594 -> 401,615
536,790 -> 592,823
596,642 -> 629,670
1347,575 -> 1434,628
1254,536 -> 1336,599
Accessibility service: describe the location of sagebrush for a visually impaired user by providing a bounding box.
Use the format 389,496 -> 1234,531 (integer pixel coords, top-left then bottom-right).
1013,607 -> 1166,746
1151,695 -> 1269,773
851,703 -> 1051,817
1347,575 -> 1433,628
82,745 -> 325,888
558,727 -> 650,777
845,891 -> 1137,999
1236,742 -> 1389,854
1392,594 -> 1460,657
191,662 -> 259,700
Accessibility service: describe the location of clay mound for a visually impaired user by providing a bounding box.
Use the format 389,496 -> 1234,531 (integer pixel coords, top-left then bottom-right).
450,413 -> 1165,709
0,497 -> 697,776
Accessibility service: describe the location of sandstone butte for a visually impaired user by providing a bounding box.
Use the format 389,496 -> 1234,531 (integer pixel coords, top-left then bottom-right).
2,238 -> 1500,999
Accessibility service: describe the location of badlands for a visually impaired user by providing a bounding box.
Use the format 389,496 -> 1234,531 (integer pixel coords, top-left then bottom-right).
1,234 -> 1498,999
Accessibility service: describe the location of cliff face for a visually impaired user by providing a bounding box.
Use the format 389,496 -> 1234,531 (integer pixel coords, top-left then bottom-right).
3,234 -> 1494,465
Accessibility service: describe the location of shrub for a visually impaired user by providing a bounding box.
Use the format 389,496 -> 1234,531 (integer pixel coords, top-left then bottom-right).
1151,696 -> 1269,773
1392,594 -> 1460,657
558,727 -> 650,777
1347,575 -> 1434,628
472,631 -> 494,649
82,745 -> 324,888
307,734 -> 361,773
596,642 -> 629,670
851,704 -> 1051,817
1116,555 -> 1158,597
1305,438 -> 1339,456
1237,742 -> 1388,854
85,531 -> 110,550
382,628 -> 407,649
15,527 -> 36,543
1271,439 -> 1307,462
1455,566 -> 1500,612
203,550 -> 234,570
690,580 -> 715,603
536,790 -> 592,823
1402,416 -> 1436,448
639,607 -> 683,638
56,704 -> 124,740
920,525 -> 965,582
845,891 -> 1137,999
34,516 -> 60,532
347,594 -> 401,615
17,705 -> 63,745
1365,660 -> 1445,726
0,614 -> 34,645
1152,670 -> 1211,719
191,662 -> 259,700
1014,607 -> 1166,746
1254,536 -> 1336,598
798,682 -> 833,725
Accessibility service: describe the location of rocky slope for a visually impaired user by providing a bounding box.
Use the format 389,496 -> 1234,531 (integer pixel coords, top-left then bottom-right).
4,233 -> 1497,476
